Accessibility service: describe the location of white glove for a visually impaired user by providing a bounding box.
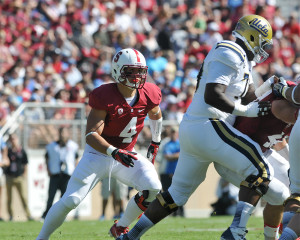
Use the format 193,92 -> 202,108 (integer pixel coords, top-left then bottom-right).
233,101 -> 271,117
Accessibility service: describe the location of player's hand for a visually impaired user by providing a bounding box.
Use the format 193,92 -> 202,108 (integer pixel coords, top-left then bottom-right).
111,149 -> 137,168
147,141 -> 160,164
244,101 -> 271,117
272,77 -> 289,98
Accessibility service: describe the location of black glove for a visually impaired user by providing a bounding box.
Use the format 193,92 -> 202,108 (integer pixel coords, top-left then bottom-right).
272,77 -> 288,98
111,149 -> 137,168
147,141 -> 160,164
257,101 -> 271,116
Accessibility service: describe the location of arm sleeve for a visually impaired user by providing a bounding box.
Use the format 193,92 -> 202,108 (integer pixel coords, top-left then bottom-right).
206,61 -> 237,86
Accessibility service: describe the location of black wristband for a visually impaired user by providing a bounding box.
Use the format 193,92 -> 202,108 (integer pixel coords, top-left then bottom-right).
111,149 -> 119,158
151,140 -> 160,145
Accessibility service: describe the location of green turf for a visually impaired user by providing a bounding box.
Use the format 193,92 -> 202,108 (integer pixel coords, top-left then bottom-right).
0,216 -> 264,240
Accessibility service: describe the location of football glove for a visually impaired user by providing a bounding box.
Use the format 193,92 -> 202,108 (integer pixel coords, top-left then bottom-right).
233,101 -> 271,117
147,141 -> 160,164
272,77 -> 289,99
111,149 -> 137,168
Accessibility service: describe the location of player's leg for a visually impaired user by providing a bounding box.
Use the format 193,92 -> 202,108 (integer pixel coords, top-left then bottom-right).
215,162 -> 289,240
264,203 -> 284,240
114,179 -> 126,218
36,148 -> 111,240
110,153 -> 162,238
263,149 -> 290,240
207,119 -> 272,239
279,210 -> 300,240
119,143 -> 210,240
280,117 -> 300,236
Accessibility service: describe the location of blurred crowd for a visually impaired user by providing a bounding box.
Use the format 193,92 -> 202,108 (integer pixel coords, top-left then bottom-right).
0,0 -> 299,127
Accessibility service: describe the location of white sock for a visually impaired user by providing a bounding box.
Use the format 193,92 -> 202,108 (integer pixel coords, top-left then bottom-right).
231,201 -> 255,229
36,200 -> 71,240
264,224 -> 279,240
117,196 -> 143,227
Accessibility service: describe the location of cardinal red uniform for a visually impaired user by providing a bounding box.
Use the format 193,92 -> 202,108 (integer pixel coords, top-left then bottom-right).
89,82 -> 161,151
234,90 -> 294,153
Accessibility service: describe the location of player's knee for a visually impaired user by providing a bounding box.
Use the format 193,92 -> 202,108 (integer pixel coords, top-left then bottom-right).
284,193 -> 300,207
62,195 -> 81,209
263,178 -> 290,205
240,175 -> 270,196
134,189 -> 159,211
156,191 -> 179,214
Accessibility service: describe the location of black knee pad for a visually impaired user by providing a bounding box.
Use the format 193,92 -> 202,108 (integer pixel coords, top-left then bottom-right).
284,193 -> 300,207
156,191 -> 178,214
240,175 -> 269,196
134,190 -> 150,211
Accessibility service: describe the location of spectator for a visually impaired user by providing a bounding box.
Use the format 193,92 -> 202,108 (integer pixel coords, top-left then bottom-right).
5,133 -> 33,221
0,137 -> 9,221
147,48 -> 168,76
199,22 -> 223,47
162,126 -> 184,217
99,177 -> 127,221
210,178 -> 239,216
41,127 -> 79,220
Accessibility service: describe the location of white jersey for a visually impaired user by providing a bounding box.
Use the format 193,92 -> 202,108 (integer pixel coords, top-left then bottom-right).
185,40 -> 254,125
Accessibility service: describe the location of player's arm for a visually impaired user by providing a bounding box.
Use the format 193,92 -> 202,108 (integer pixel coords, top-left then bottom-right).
205,83 -> 270,117
271,99 -> 299,124
85,108 -> 137,167
85,108 -> 110,154
273,83 -> 300,105
241,83 -> 256,105
146,105 -> 163,164
204,61 -> 270,117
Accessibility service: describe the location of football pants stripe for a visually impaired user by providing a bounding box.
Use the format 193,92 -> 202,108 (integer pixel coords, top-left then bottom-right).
210,118 -> 270,179
216,42 -> 246,62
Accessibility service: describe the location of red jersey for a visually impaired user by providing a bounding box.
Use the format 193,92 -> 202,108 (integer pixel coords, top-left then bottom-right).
234,91 -> 293,153
89,82 -> 161,151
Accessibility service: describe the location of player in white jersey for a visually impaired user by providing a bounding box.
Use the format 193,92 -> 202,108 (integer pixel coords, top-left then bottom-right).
273,78 -> 300,239
117,15 -> 288,240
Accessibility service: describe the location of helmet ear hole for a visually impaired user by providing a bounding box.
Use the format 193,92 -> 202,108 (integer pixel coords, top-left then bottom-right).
250,35 -> 254,42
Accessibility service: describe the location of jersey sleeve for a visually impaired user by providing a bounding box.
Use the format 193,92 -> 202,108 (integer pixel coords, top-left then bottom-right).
143,82 -> 162,111
88,87 -> 108,111
206,61 -> 237,86
212,42 -> 246,70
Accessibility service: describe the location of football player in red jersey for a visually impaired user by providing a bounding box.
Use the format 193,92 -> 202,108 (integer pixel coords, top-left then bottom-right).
272,78 -> 300,240
36,48 -> 163,240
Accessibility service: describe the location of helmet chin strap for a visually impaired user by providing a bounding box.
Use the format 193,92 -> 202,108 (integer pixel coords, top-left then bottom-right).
233,31 -> 256,59
233,31 -> 270,64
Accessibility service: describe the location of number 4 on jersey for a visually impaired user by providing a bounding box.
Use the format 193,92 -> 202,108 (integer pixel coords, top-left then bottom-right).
120,117 -> 137,143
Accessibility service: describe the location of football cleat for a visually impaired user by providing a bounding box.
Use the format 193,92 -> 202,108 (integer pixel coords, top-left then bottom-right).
116,234 -> 129,240
116,234 -> 140,240
220,227 -> 248,240
109,220 -> 129,239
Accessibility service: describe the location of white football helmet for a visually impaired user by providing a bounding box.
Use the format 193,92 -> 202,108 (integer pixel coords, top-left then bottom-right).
111,48 -> 148,89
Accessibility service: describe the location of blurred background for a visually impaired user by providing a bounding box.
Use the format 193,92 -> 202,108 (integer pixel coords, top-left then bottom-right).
0,0 -> 299,222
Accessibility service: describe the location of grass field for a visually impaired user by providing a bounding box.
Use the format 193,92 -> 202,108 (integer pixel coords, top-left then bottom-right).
0,216 -> 265,240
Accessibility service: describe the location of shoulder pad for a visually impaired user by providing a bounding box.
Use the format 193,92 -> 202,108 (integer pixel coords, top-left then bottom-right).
212,41 -> 246,70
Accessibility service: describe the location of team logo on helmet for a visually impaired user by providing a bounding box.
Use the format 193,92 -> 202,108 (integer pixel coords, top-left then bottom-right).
249,18 -> 269,37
